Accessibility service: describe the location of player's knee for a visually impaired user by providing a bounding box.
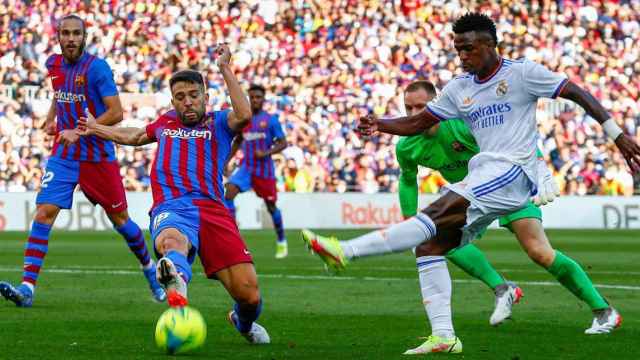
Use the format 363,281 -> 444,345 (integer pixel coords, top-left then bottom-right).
34,205 -> 59,224
265,201 -> 277,213
107,211 -> 129,227
526,242 -> 554,267
236,287 -> 261,307
155,231 -> 189,256
415,242 -> 434,257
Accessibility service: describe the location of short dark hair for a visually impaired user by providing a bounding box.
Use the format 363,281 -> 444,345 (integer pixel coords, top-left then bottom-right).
405,80 -> 436,97
58,14 -> 86,36
169,70 -> 205,91
452,12 -> 497,46
248,84 -> 266,94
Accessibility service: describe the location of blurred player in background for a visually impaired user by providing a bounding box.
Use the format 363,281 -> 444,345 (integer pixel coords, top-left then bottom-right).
224,85 -> 288,258
78,46 -> 270,344
0,14 -> 164,307
303,12 -> 636,345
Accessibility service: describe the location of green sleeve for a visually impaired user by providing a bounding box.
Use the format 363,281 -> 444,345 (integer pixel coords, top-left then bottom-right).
536,147 -> 543,158
447,119 -> 480,153
396,139 -> 419,218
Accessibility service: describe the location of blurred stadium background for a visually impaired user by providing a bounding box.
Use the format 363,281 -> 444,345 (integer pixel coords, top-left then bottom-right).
0,1 -> 639,359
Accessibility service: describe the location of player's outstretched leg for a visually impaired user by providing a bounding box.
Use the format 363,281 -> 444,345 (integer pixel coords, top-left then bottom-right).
446,243 -> 523,325
301,213 -> 436,272
220,263 -> 270,344
512,219 -> 621,334
112,215 -> 165,302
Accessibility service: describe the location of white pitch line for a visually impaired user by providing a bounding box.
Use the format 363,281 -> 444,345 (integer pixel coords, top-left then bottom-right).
0,267 -> 638,291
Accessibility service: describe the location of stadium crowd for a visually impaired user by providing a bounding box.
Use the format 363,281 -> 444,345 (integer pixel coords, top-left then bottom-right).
1,0 -> 639,195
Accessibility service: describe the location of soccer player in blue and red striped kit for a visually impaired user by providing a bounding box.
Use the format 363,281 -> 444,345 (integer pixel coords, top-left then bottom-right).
78,45 -> 270,344
224,85 -> 288,258
0,15 -> 165,307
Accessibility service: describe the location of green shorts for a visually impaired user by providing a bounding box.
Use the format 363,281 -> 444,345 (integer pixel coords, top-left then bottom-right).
497,201 -> 542,232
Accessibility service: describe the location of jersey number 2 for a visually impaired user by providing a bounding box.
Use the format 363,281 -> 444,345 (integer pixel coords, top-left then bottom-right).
41,171 -> 55,188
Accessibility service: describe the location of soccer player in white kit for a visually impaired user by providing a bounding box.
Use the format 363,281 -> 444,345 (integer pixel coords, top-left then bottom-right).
302,12 -> 640,349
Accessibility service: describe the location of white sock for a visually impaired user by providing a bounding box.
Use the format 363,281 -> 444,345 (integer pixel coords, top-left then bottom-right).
417,256 -> 455,339
341,214 -> 436,259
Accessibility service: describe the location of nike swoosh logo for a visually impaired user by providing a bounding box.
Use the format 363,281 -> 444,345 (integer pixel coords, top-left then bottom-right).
244,249 -> 250,255
111,202 -> 123,208
51,76 -> 58,80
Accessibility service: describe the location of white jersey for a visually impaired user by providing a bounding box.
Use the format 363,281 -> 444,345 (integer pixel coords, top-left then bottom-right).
426,58 -> 567,182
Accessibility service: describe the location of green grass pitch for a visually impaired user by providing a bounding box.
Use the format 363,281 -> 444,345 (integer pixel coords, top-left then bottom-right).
0,229 -> 638,359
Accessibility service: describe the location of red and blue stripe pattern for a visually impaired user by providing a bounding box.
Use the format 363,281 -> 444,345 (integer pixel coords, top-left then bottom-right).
240,111 -> 285,180
22,222 -> 52,286
46,52 -> 118,162
146,110 -> 234,209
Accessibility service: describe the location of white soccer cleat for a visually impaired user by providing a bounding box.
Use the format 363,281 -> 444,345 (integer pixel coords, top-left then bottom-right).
228,310 -> 271,344
156,257 -> 188,307
403,335 -> 462,355
585,307 -> 622,334
490,282 -> 523,326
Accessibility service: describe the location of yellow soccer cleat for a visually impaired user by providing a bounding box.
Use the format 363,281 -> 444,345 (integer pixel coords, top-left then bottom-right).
301,229 -> 348,272
275,242 -> 288,259
403,335 -> 462,355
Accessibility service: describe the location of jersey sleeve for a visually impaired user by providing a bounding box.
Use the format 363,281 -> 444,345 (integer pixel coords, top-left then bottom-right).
522,60 -> 568,99
396,139 -> 419,218
214,109 -> 234,145
445,119 -> 480,153
425,82 -> 462,121
269,114 -> 286,140
145,117 -> 165,141
89,59 -> 119,98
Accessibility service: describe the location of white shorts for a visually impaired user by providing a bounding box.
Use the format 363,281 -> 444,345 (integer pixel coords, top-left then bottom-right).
446,154 -> 535,245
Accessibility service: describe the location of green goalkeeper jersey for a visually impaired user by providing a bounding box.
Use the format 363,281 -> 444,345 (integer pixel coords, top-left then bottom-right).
396,119 -> 478,217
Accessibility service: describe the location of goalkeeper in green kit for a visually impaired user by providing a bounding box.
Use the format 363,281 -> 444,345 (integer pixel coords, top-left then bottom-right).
303,79 -> 618,355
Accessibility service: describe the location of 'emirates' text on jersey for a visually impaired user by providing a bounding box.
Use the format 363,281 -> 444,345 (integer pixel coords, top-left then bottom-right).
426,58 -> 567,181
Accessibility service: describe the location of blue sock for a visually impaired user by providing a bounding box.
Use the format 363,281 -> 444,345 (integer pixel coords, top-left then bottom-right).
22,221 -> 52,288
166,250 -> 192,284
115,218 -> 151,267
224,198 -> 237,219
233,299 -> 263,333
270,208 -> 285,242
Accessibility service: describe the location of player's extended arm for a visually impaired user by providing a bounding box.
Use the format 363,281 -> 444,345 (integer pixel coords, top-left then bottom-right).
265,138 -> 287,156
78,109 -> 152,146
44,100 -> 57,135
216,44 -> 252,132
559,81 -> 640,171
358,110 -> 440,137
93,95 -> 124,126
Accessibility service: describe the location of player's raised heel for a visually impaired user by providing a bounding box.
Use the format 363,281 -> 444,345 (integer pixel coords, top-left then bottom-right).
301,229 -> 348,272
403,335 -> 462,355
0,282 -> 33,308
490,282 -> 523,326
156,258 -> 187,306
143,263 -> 167,303
585,307 -> 622,334
227,310 -> 271,344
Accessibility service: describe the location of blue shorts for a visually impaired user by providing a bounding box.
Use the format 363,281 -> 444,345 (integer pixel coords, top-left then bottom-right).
36,157 -> 80,209
36,157 -> 128,213
150,196 -> 252,277
228,166 -> 278,201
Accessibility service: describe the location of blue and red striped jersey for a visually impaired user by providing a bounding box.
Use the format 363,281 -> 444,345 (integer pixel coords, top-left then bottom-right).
146,110 -> 234,209
239,111 -> 285,179
46,52 -> 119,162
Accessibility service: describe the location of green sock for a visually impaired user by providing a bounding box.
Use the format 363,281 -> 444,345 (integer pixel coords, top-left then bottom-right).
446,244 -> 506,290
546,250 -> 609,311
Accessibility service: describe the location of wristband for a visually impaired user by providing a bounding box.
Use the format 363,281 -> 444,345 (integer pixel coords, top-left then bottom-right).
602,118 -> 623,140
